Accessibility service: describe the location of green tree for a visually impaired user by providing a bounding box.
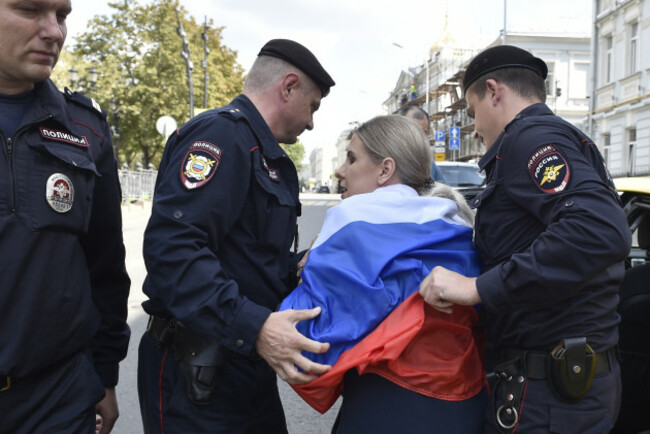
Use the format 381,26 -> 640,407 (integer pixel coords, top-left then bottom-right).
53,0 -> 244,168
280,140 -> 305,172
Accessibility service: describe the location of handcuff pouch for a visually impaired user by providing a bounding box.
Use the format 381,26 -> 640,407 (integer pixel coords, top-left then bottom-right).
547,337 -> 596,402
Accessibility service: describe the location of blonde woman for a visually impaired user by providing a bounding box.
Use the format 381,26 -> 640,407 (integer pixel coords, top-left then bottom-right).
281,115 -> 485,433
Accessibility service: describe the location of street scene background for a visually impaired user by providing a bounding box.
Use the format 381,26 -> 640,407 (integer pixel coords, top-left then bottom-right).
115,193 -> 341,434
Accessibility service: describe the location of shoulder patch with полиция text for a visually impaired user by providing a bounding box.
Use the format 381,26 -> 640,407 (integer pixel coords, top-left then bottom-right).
180,141 -> 222,190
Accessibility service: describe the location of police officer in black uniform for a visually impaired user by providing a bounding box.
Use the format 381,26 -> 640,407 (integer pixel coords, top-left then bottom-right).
137,39 -> 335,433
0,1 -> 131,433
419,45 -> 630,432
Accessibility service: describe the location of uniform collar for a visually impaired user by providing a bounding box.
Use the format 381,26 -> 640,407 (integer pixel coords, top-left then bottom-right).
478,139 -> 499,171
20,79 -> 67,125
503,102 -> 552,132
478,102 -> 552,171
230,94 -> 285,159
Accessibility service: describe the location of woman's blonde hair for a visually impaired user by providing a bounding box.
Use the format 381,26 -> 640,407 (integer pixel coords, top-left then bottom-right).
355,115 -> 474,225
355,115 -> 430,194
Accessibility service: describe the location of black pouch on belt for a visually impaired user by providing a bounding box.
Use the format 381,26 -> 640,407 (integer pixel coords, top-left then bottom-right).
171,325 -> 226,405
547,337 -> 596,402
493,358 -> 526,431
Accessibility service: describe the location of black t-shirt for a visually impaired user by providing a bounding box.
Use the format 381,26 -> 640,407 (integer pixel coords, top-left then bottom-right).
0,88 -> 36,137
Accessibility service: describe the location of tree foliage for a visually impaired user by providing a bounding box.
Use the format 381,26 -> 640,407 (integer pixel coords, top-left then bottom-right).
52,0 -> 244,168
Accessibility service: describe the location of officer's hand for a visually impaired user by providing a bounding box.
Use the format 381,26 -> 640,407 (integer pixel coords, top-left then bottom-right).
419,266 -> 480,313
95,387 -> 119,434
256,307 -> 331,385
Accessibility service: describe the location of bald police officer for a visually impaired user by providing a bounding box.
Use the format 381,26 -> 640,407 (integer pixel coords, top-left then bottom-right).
137,39 -> 335,434
419,45 -> 630,432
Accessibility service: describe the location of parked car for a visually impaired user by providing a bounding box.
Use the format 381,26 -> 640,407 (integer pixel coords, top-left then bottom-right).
435,161 -> 486,201
318,185 -> 330,194
612,176 -> 650,434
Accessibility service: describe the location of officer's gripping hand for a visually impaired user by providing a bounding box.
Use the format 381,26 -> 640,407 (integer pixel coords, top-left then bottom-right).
419,266 -> 480,313
95,387 -> 119,434
256,307 -> 331,385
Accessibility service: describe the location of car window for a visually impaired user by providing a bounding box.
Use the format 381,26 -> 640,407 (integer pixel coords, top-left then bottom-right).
438,165 -> 486,187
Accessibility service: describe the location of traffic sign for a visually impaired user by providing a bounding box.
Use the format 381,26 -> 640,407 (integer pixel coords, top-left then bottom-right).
449,126 -> 460,139
434,130 -> 445,141
449,137 -> 461,150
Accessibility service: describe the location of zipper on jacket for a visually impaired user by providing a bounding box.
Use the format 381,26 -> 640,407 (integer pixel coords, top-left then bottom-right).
5,115 -> 53,212
7,137 -> 15,212
0,131 -> 16,213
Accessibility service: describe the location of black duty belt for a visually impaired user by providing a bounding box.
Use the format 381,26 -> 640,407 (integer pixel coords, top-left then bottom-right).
146,315 -> 261,362
491,344 -> 617,428
0,352 -> 87,393
0,376 -> 10,392
498,347 -> 616,380
146,315 -> 177,347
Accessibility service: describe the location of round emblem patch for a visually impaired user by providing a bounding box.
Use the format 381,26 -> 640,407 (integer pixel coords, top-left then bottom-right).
46,173 -> 74,213
180,141 -> 222,190
527,145 -> 570,194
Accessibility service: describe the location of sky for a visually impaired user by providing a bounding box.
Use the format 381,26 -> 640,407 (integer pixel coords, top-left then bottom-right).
66,0 -> 593,160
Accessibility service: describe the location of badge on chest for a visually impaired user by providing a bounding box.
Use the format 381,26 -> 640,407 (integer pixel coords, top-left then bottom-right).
261,156 -> 280,182
46,173 -> 74,213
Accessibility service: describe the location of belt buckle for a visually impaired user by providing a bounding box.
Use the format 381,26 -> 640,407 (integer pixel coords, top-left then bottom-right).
0,376 -> 11,392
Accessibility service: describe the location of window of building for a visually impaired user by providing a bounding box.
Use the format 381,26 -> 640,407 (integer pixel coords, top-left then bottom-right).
629,22 -> 639,74
567,61 -> 587,99
605,35 -> 613,83
545,62 -> 555,96
627,127 -> 637,175
602,133 -> 611,166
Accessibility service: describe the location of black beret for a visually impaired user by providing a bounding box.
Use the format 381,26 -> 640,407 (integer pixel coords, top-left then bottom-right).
462,45 -> 548,93
258,39 -> 335,97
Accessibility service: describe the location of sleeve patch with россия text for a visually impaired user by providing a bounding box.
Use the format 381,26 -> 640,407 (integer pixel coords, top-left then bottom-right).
527,144 -> 570,194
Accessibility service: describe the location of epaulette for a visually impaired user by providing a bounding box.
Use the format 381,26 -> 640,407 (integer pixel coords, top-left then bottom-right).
63,87 -> 107,119
215,107 -> 246,122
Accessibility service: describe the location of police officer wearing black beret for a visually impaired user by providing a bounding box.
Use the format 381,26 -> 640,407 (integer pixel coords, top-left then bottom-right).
419,45 -> 630,432
137,39 -> 335,433
0,0 -> 130,433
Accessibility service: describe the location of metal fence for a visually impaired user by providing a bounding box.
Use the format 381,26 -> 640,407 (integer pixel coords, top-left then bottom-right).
119,169 -> 158,202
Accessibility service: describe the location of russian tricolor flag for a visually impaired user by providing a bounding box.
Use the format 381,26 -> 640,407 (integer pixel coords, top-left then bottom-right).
280,184 -> 485,413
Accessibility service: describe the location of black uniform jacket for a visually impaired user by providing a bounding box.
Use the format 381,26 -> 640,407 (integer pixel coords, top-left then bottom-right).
142,95 -> 300,356
0,80 -> 130,387
472,103 -> 631,352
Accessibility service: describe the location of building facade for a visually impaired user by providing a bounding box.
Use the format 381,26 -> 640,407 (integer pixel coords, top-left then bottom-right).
385,31 -> 591,162
308,140 -> 338,191
590,0 -> 650,177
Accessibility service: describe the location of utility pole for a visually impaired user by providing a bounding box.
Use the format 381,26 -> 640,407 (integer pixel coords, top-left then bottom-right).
502,0 -> 507,44
201,16 -> 210,109
175,7 -> 195,119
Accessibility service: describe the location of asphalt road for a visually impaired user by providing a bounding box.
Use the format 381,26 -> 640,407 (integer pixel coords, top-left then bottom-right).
112,193 -> 341,434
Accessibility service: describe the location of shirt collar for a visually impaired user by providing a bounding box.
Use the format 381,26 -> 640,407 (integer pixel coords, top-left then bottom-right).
478,102 -> 552,171
230,94 -> 285,159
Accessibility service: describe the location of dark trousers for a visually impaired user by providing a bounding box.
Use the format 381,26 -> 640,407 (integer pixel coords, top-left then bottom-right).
332,371 -> 486,434
0,351 -> 105,434
137,331 -> 287,434
485,362 -> 622,434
